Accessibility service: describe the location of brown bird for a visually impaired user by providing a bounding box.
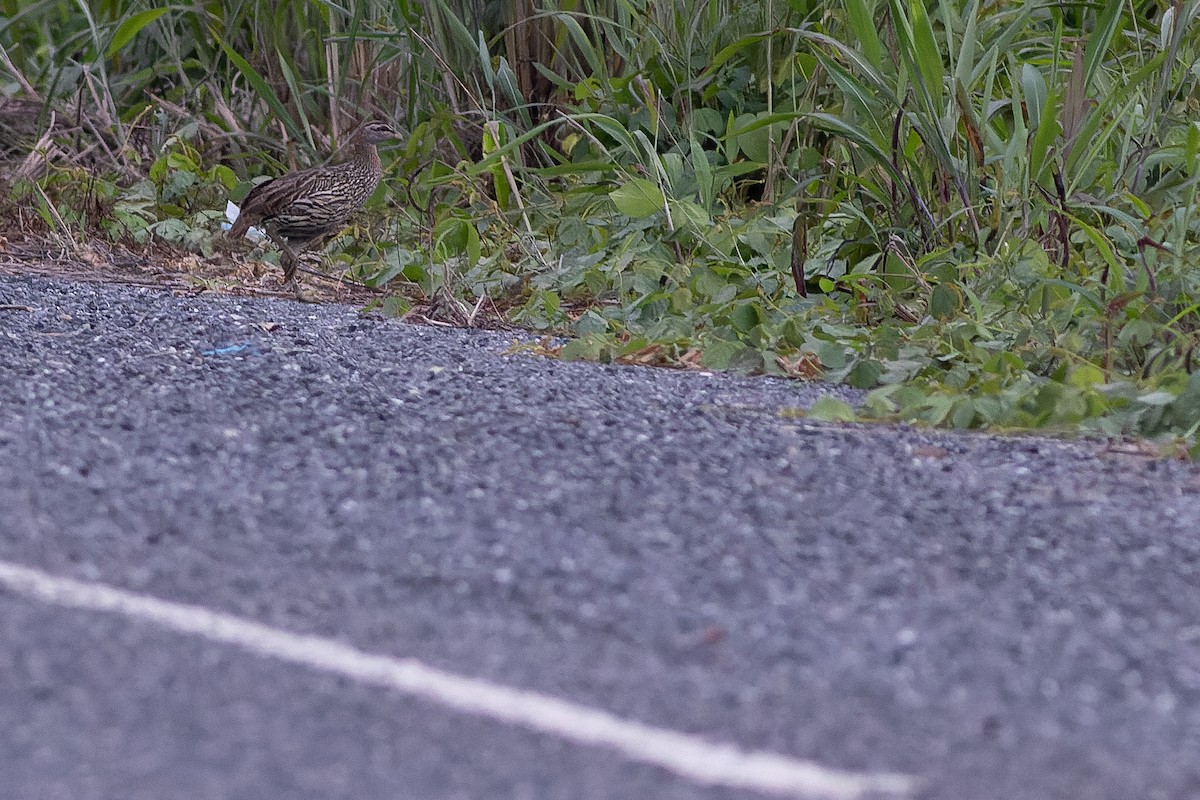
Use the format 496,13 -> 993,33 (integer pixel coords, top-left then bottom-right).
228,119 -> 398,295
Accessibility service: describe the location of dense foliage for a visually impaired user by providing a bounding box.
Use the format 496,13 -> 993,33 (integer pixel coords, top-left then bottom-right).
2,0 -> 1199,444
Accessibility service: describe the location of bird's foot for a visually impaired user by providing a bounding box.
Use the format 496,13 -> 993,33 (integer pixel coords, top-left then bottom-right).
284,278 -> 319,303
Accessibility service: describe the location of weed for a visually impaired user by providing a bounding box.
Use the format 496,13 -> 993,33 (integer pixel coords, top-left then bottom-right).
2,0 -> 1199,445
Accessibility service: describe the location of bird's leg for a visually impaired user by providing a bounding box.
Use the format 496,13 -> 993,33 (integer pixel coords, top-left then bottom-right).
304,231 -> 339,275
278,243 -> 302,283
281,248 -> 301,283
263,232 -> 314,302
278,252 -> 316,302
288,278 -> 319,303
281,248 -> 323,303
261,225 -> 300,284
286,234 -> 340,302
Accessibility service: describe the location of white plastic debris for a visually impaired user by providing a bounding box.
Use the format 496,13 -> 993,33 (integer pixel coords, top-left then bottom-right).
223,201 -> 266,242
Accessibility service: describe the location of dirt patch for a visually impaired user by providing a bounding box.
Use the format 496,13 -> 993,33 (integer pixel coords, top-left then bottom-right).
0,232 -> 518,332
0,230 -> 394,306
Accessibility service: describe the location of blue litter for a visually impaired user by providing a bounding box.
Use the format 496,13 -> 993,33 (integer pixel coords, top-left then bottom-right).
202,343 -> 259,357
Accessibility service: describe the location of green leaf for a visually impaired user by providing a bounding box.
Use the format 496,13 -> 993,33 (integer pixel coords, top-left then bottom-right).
275,52 -> 314,149
729,301 -> 762,333
1028,77 -> 1060,182
105,8 -> 169,59
1068,364 -> 1106,389
689,134 -> 714,210
700,339 -> 746,369
668,199 -> 712,232
908,0 -> 944,109
482,122 -> 511,210
476,29 -> 495,87
433,217 -> 479,263
803,112 -> 907,187
560,336 -> 607,361
847,360 -> 884,388
382,296 -> 412,317
211,30 -> 296,139
732,113 -> 772,162
929,284 -> 960,318
1021,63 -> 1048,126
806,396 -> 858,422
1137,390 -> 1178,407
950,398 -> 976,428
611,177 -> 665,218
555,13 -> 609,92
844,0 -> 883,69
1083,0 -> 1126,90
705,33 -> 773,77
495,58 -> 527,120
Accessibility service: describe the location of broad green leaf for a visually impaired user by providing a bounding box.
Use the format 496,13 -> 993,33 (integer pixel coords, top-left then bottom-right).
611,177 -> 665,218
733,113 -> 769,162
668,199 -> 711,231
560,336 -> 606,361
929,284 -> 960,319
1138,391 -> 1178,407
847,359 -> 883,388
950,399 -> 976,428
1068,364 -> 1106,389
700,339 -> 747,369
806,396 -> 858,422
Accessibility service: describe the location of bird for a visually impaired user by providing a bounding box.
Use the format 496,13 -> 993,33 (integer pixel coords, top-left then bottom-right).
227,119 -> 398,297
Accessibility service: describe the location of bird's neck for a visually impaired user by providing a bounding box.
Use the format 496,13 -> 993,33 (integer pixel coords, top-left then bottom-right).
347,138 -> 382,172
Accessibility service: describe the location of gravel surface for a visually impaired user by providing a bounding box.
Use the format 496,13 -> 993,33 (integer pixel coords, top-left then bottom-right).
1,273 -> 1199,800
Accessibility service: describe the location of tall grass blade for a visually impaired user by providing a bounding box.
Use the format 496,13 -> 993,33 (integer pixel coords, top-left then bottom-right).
104,7 -> 169,59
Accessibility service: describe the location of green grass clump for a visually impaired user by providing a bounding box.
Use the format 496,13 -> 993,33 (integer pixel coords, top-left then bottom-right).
2,0 -> 1199,445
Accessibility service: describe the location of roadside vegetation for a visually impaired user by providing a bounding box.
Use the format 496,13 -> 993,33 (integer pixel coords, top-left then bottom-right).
2,0 -> 1199,445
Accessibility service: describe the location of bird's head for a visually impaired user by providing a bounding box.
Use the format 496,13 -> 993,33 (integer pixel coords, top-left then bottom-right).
355,120 -> 400,144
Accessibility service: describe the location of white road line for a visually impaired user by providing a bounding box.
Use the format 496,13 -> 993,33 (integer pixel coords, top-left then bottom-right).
0,559 -> 916,800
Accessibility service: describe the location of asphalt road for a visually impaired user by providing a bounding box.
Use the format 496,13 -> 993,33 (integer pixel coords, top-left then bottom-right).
1,273 -> 1198,800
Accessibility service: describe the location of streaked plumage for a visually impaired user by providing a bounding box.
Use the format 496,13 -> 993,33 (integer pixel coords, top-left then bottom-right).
228,120 -> 397,287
